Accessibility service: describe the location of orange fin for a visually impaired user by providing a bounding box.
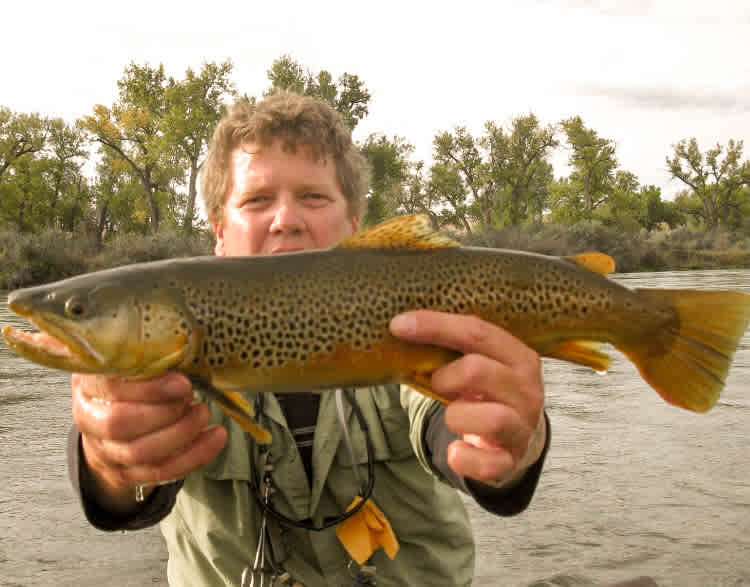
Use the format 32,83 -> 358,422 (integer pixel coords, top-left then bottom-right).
405,379 -> 449,405
543,340 -> 611,372
336,496 -> 400,564
565,252 -> 616,275
338,214 -> 459,250
617,288 -> 750,413
201,385 -> 272,444
219,390 -> 272,444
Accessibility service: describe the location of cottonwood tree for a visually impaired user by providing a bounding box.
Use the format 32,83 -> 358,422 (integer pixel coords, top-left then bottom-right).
560,116 -> 618,219
432,126 -> 484,233
667,137 -> 749,229
162,60 -> 236,233
79,62 -> 176,232
265,55 -> 371,129
483,114 -> 558,226
0,108 -> 48,182
360,134 -> 414,226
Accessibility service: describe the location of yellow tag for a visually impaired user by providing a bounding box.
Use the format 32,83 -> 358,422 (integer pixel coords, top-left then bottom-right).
335,496 -> 400,564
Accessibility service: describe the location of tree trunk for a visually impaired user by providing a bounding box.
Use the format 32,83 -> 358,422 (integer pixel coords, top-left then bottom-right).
96,203 -> 109,250
142,167 -> 160,232
183,158 -> 199,233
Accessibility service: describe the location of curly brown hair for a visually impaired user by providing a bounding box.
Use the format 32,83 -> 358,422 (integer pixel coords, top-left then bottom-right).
201,91 -> 370,226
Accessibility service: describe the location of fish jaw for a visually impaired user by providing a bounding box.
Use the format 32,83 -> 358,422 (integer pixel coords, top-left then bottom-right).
2,324 -> 103,373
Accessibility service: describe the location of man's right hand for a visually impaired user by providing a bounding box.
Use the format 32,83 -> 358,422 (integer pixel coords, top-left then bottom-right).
72,372 -> 228,514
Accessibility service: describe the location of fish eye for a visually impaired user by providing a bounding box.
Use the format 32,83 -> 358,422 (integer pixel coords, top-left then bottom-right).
65,297 -> 86,319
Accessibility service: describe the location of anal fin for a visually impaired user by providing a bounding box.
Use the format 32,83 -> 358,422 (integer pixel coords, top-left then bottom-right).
543,340 -> 611,372
405,376 -> 449,405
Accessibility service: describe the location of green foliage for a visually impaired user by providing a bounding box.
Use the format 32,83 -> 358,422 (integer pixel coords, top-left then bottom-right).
1,56 -> 748,279
0,227 -> 213,288
667,137 -> 749,229
162,60 -> 236,232
0,116 -> 89,233
0,228 -> 93,288
483,115 -> 558,227
360,134 -> 415,226
560,116 -> 618,219
431,126 -> 483,233
90,230 -> 212,270
264,55 -> 371,129
78,62 -> 173,232
547,177 -> 584,224
0,107 -> 48,181
424,117 -> 559,233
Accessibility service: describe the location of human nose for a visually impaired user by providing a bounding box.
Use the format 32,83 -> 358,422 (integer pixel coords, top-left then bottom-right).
269,201 -> 304,235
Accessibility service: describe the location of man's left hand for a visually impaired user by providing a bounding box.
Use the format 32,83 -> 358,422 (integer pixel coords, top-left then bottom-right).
390,310 -> 545,486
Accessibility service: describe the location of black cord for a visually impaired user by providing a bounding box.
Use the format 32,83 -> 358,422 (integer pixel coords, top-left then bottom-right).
248,390 -> 376,532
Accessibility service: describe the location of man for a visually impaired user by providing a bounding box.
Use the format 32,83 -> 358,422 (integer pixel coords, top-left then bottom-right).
69,92 -> 549,586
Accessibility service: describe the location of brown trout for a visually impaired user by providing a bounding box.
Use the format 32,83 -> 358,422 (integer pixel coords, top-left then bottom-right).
4,215 -> 750,443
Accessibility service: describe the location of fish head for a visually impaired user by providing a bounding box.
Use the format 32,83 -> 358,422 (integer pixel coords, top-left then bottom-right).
3,274 -> 193,377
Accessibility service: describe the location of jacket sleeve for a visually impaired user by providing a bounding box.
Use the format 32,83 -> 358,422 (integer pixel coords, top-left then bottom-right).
401,385 -> 550,516
67,424 -> 182,531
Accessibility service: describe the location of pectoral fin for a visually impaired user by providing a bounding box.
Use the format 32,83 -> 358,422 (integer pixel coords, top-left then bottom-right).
191,376 -> 272,444
214,390 -> 272,444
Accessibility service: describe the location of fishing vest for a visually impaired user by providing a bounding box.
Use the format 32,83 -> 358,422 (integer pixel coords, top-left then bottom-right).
159,384 -> 475,586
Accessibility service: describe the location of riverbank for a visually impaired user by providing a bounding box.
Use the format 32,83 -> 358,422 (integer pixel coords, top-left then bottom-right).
3,223 -> 750,288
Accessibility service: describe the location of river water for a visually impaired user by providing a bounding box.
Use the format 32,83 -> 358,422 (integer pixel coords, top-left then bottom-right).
1,270 -> 749,586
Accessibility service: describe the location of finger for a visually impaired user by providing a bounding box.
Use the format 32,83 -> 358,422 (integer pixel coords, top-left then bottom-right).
110,425 -> 228,487
446,439 -> 516,484
390,310 -> 538,367
73,392 -> 193,442
95,403 -> 212,466
73,372 -> 192,403
431,353 -> 525,405
444,400 -> 531,461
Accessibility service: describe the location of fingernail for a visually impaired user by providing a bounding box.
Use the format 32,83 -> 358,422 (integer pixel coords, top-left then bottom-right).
390,313 -> 417,336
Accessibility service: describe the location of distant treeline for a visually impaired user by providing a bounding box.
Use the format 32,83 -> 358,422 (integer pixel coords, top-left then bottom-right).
1,55 -> 749,287
3,220 -> 750,290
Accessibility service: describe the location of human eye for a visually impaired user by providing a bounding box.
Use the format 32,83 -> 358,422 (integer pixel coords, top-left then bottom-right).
242,194 -> 271,207
302,192 -> 329,205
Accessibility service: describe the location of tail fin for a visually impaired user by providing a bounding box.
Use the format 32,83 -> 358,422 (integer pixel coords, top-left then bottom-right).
617,289 -> 750,412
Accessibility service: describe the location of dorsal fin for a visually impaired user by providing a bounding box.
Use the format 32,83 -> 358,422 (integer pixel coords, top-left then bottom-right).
565,252 -> 616,275
338,214 -> 460,250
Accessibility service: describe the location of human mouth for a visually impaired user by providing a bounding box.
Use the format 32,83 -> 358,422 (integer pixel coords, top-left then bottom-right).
270,247 -> 304,254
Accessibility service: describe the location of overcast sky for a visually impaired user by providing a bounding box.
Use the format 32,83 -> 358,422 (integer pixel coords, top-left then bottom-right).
3,0 -> 748,199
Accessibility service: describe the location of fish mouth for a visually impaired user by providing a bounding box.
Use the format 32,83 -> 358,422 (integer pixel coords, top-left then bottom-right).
2,314 -> 103,373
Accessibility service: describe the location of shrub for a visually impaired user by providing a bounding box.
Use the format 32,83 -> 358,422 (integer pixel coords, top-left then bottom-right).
90,231 -> 213,271
0,229 -> 94,288
0,228 -> 213,288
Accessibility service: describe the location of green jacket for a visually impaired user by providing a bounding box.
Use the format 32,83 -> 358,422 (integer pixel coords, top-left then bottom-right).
160,385 -> 475,586
70,383 -> 548,586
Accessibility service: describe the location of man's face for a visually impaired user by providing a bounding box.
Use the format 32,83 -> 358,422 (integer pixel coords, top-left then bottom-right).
212,140 -> 360,257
